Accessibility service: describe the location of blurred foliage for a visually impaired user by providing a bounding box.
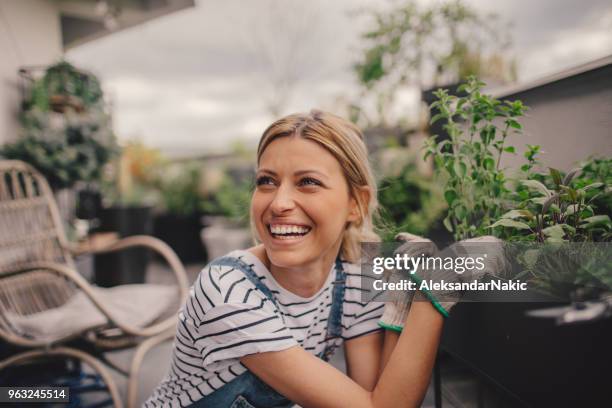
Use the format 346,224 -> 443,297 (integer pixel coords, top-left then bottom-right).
24,61 -> 104,112
100,141 -> 163,207
1,61 -> 117,189
575,157 -> 612,216
202,174 -> 254,227
157,162 -> 204,216
353,0 -> 515,126
375,161 -> 446,241
2,111 -> 118,190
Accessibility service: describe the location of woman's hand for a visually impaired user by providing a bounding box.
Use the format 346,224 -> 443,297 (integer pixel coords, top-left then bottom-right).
408,235 -> 511,317
378,233 -> 439,331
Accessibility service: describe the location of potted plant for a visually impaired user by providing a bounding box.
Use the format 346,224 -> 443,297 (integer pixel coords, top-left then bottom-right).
23,61 -> 104,114
94,141 -> 160,287
422,76 -> 611,406
200,171 -> 254,260
3,61 -> 118,231
153,162 -> 208,263
375,160 -> 451,246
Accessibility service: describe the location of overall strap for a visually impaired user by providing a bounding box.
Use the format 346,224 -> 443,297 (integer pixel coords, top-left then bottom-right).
319,256 -> 346,361
209,256 -> 280,310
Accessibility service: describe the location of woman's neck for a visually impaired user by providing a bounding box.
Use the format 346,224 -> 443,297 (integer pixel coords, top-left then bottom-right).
249,243 -> 341,298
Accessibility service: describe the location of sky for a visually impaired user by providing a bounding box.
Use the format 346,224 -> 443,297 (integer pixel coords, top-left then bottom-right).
66,0 -> 612,157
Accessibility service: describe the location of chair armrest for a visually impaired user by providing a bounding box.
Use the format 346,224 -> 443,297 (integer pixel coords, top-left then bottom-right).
16,261 -> 183,338
66,235 -> 189,306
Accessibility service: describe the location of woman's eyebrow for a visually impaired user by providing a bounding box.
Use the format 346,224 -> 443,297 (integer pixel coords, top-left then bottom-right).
257,168 -> 328,178
294,169 -> 328,179
256,168 -> 276,176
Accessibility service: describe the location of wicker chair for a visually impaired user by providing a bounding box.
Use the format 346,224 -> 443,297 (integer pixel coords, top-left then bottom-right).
0,160 -> 189,407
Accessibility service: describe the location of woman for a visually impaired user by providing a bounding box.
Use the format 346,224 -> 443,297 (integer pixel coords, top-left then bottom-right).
146,110 -> 446,408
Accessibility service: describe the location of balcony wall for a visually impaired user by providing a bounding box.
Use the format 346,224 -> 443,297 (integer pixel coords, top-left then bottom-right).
0,0 -> 62,145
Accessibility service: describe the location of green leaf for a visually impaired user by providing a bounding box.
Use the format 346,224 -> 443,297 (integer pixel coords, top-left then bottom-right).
444,189 -> 458,206
549,168 -> 562,186
580,215 -> 611,229
506,119 -> 522,130
430,113 -> 446,124
560,224 -> 576,234
564,204 -> 579,216
483,157 -> 495,170
503,146 -> 516,154
521,179 -> 552,197
542,193 -> 560,214
501,209 -> 535,220
489,218 -> 531,230
543,225 -> 565,240
583,182 -> 604,191
443,216 -> 453,232
453,161 -> 467,178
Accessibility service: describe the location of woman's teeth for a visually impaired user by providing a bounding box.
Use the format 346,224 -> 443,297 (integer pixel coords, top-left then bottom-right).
269,224 -> 311,239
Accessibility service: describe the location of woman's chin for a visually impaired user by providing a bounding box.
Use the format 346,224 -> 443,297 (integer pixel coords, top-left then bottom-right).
266,249 -> 308,269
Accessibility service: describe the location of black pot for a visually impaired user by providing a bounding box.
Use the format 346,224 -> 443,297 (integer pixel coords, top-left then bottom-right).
93,205 -> 153,287
441,301 -> 612,407
153,212 -> 208,263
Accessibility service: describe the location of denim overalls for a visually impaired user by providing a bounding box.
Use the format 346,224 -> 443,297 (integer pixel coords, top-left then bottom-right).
188,255 -> 347,408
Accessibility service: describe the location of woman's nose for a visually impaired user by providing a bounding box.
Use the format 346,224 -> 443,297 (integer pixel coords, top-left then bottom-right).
269,184 -> 296,214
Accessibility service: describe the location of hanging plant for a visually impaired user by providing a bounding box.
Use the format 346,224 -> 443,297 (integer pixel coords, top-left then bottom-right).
24,61 -> 103,113
1,61 -> 117,189
1,110 -> 118,189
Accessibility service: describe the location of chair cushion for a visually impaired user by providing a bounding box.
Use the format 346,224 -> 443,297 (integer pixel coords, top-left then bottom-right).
6,284 -> 177,342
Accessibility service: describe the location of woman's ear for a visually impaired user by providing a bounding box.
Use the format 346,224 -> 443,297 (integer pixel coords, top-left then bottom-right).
348,186 -> 371,224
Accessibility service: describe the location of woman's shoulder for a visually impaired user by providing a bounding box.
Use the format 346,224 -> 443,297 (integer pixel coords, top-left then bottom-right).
195,248 -> 270,306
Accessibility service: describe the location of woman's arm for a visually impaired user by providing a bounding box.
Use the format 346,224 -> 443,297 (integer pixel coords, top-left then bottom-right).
379,330 -> 400,376
344,331 -> 383,390
241,301 -> 443,408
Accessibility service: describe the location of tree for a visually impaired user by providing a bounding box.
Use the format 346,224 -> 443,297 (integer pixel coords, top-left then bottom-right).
353,0 -> 515,127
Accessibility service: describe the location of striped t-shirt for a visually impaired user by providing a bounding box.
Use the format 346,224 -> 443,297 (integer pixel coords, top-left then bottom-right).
145,249 -> 384,407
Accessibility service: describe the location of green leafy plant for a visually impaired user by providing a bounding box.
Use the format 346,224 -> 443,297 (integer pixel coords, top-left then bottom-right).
491,164 -> 611,242
25,61 -> 103,113
202,174 -> 254,227
424,78 -> 611,300
99,141 -> 164,207
376,162 -> 446,240
158,163 -> 203,216
1,110 -> 118,189
2,61 -> 116,189
423,76 -> 526,240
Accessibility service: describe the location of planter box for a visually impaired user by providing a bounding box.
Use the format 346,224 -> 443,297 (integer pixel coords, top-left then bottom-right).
441,301 -> 612,406
153,213 -> 207,263
93,206 -> 153,287
201,216 -> 252,260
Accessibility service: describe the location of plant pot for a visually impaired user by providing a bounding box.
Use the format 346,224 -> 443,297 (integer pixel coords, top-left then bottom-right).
93,205 -> 153,287
200,216 -> 252,260
49,94 -> 84,113
441,299 -> 612,407
154,212 -> 208,263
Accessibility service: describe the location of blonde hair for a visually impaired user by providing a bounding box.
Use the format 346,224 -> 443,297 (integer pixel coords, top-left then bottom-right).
254,109 -> 381,263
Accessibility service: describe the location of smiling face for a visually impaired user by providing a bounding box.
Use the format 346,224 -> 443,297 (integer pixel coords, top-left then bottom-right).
251,135 -> 360,269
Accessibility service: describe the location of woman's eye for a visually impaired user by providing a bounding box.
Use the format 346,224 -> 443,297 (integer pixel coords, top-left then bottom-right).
299,177 -> 322,187
255,176 -> 275,186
